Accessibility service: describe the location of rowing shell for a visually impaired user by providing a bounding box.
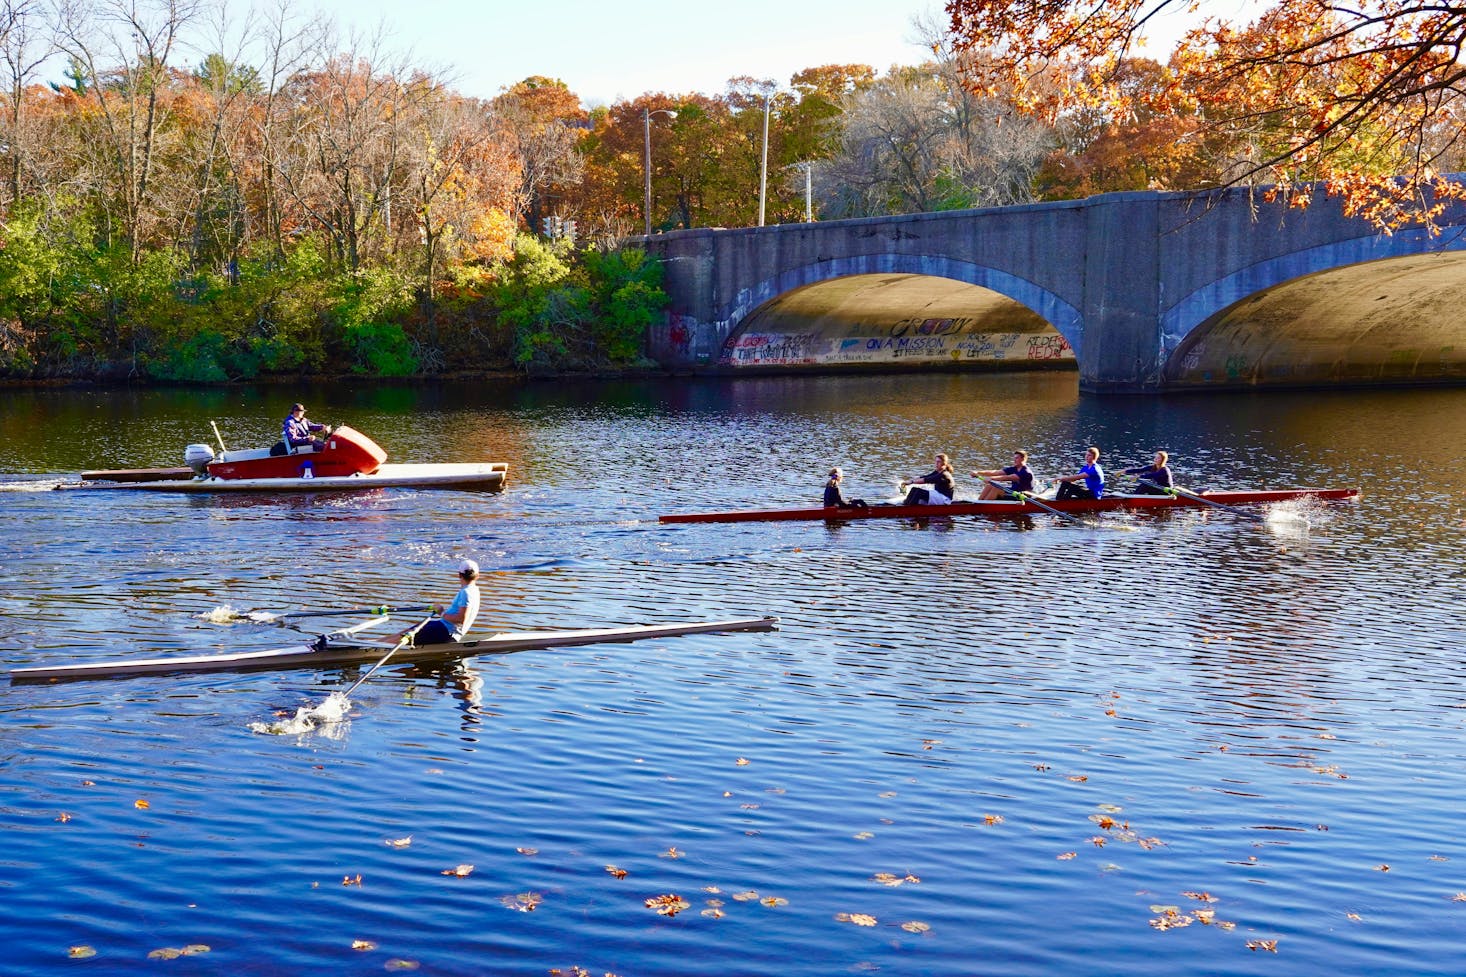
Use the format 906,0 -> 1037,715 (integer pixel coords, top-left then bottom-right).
658,488 -> 1360,524
10,617 -> 780,683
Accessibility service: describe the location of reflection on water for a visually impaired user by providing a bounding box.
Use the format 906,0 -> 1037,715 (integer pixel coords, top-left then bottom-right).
1,375 -> 1464,977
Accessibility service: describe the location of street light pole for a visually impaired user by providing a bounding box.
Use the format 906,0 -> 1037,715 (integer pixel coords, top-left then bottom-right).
758,92 -> 770,227
643,107 -> 677,237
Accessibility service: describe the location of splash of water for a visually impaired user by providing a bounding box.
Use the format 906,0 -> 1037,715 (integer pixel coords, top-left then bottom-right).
249,692 -> 352,735
197,606 -> 240,624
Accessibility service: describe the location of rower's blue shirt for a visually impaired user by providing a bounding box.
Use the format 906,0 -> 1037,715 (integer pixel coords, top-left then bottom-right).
442,582 -> 480,638
1004,464 -> 1035,493
283,415 -> 324,446
1081,463 -> 1105,497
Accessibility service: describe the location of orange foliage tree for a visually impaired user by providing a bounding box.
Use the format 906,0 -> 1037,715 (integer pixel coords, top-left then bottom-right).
947,0 -> 1466,229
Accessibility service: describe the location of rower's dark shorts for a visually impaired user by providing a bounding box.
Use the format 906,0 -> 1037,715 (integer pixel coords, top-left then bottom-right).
415,620 -> 457,646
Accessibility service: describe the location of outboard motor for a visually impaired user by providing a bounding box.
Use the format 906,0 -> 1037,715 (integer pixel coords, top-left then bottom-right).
184,443 -> 216,476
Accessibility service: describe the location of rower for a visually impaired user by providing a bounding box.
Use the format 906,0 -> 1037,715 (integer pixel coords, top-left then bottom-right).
401,560 -> 481,646
1122,451 -> 1174,495
282,402 -> 332,453
1054,446 -> 1105,501
824,467 -> 868,509
900,454 -> 956,505
972,450 -> 1034,500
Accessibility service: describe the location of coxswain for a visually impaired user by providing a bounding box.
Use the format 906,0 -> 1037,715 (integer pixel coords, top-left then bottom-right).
283,402 -> 331,451
973,450 -> 1035,500
901,454 -> 956,505
824,467 -> 868,509
1055,446 -> 1105,501
1122,451 -> 1174,495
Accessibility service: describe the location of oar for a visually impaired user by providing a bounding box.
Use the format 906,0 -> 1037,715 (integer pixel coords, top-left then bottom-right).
981,478 -> 1088,526
225,604 -> 434,624
1138,478 -> 1266,523
339,613 -> 436,699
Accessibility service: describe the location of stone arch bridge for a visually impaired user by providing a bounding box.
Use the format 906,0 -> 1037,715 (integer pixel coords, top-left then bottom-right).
639,183 -> 1466,392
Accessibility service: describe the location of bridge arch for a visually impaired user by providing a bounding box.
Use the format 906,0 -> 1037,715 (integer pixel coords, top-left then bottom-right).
715,254 -> 1083,371
1161,229 -> 1466,387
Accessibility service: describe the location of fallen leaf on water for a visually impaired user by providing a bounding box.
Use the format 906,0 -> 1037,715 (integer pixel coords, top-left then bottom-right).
701,907 -> 725,918
1057,852 -> 1077,860
1181,891 -> 1217,903
853,831 -> 874,840
871,873 -> 904,887
846,913 -> 877,927
1346,912 -> 1362,922
134,799 -> 150,810
516,847 -> 538,856
1193,910 -> 1215,924
735,758 -> 749,766
645,894 -> 689,916
1067,775 -> 1088,783
705,897 -> 724,907
1090,815 -> 1117,830
501,892 -> 543,912
878,791 -> 897,798
55,813 -> 71,823
605,865 -> 628,879
1246,940 -> 1279,953
180,945 -> 209,956
81,780 -> 95,787
1088,836 -> 1107,847
385,836 -> 412,848
1104,708 -> 1117,717
384,959 -> 420,971
341,874 -> 363,886
761,896 -> 788,907
1033,763 -> 1050,772
441,864 -> 474,877
351,939 -> 376,951
1376,864 -> 1390,872
732,890 -> 760,902
702,886 -> 722,894
1430,855 -> 1449,862
900,921 -> 931,934
983,814 -> 1004,826
661,847 -> 684,859
740,803 -> 760,810
67,946 -> 96,959
148,948 -> 183,960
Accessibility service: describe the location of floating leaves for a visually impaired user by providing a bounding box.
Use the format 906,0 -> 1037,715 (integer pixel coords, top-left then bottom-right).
983,814 -> 1004,826
853,831 -> 874,841
133,799 -> 150,810
761,896 -> 788,907
67,946 -> 96,959
1181,891 -> 1217,903
147,945 -> 209,960
341,874 -> 363,886
645,894 -> 690,916
870,873 -> 920,887
385,836 -> 412,848
732,890 -> 760,902
351,939 -> 376,951
900,921 -> 931,934
384,959 -> 420,971
1246,940 -> 1279,953
735,758 -> 749,766
55,812 -> 72,823
516,847 -> 539,856
660,847 -> 684,860
441,864 -> 474,878
1056,852 -> 1077,860
605,865 -> 628,879
1151,893 -> 1236,932
501,892 -> 543,912
836,912 -> 878,927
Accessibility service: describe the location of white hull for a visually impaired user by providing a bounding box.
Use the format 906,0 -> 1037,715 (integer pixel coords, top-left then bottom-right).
62,462 -> 508,493
10,617 -> 779,682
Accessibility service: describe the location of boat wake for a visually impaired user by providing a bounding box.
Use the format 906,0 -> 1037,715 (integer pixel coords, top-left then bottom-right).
250,691 -> 352,735
198,605 -> 280,624
0,478 -> 63,492
1264,497 -> 1327,533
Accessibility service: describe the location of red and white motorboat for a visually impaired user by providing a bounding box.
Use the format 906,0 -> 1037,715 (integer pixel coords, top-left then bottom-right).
64,425 -> 508,493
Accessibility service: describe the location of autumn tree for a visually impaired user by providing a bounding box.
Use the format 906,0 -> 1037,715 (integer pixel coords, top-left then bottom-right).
491,75 -> 585,234
946,0 -> 1466,228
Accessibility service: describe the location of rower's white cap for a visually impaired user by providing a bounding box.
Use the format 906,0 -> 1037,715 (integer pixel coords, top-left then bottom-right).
458,559 -> 479,575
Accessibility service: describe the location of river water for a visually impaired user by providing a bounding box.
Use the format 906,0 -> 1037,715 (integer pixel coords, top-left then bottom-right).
1,374 -> 1463,976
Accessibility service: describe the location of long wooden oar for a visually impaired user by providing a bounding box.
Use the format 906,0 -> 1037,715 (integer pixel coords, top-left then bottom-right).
981,478 -> 1088,526
340,614 -> 436,699
1138,478 -> 1266,523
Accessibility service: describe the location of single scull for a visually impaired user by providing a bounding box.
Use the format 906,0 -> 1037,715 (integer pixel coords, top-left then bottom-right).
11,617 -> 780,683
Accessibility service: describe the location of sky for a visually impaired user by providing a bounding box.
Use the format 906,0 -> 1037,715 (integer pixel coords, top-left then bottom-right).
302,0 -> 942,104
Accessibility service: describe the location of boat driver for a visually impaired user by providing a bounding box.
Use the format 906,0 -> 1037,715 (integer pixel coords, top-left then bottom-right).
283,403 -> 331,451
